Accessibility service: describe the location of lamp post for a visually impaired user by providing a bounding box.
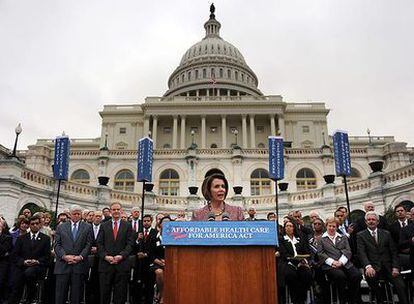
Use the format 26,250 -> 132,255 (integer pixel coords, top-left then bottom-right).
12,123 -> 22,158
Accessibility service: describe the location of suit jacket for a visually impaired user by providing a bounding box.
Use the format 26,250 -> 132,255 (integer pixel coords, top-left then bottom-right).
356,228 -> 399,272
0,233 -> 12,262
192,203 -> 244,221
389,220 -> 411,251
399,223 -> 414,266
54,221 -> 93,274
317,233 -> 354,270
97,220 -> 134,273
12,232 -> 51,268
134,228 -> 157,255
278,234 -> 311,263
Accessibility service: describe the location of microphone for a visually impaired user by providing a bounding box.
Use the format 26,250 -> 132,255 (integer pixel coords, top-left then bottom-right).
222,212 -> 230,221
207,212 -> 216,221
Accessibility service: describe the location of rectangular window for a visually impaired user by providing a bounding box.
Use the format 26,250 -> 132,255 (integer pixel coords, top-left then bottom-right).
195,70 -> 199,79
119,127 -> 126,134
163,127 -> 171,134
302,126 -> 310,133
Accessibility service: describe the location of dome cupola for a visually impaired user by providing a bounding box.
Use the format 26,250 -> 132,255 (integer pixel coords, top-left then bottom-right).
164,4 -> 262,98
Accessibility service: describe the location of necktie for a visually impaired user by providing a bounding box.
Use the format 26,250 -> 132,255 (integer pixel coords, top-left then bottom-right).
144,229 -> 148,239
72,223 -> 78,239
402,221 -> 406,228
133,221 -> 137,232
372,231 -> 377,244
31,234 -> 36,246
113,221 -> 118,240
94,225 -> 98,239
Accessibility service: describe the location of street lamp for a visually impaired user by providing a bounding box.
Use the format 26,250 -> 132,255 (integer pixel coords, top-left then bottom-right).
12,123 -> 22,158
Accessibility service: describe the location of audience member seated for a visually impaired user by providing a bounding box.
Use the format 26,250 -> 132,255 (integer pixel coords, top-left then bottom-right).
357,211 -> 408,304
277,217 -> 313,304
8,215 -> 51,304
317,217 -> 362,304
149,216 -> 171,304
0,217 -> 12,302
390,204 -> 411,269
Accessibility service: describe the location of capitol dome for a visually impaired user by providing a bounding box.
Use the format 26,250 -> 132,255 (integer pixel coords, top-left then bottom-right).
164,4 -> 262,98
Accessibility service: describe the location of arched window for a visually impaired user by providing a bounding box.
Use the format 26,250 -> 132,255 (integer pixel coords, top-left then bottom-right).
71,169 -> 90,184
159,169 -> 179,196
163,143 -> 171,149
258,143 -> 265,148
210,143 -> 217,148
250,169 -> 271,195
349,168 -> 361,182
114,170 -> 135,192
296,168 -> 317,190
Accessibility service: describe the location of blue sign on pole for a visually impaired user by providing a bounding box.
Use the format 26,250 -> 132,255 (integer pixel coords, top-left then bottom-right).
268,136 -> 284,181
53,136 -> 70,180
333,130 -> 352,177
162,221 -> 278,246
137,137 -> 153,182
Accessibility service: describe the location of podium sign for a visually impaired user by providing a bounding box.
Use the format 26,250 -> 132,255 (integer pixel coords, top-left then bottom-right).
268,136 -> 284,181
333,130 -> 351,177
53,136 -> 70,180
162,221 -> 278,246
137,137 -> 153,182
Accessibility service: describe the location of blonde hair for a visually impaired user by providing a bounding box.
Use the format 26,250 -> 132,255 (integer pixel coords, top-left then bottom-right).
325,216 -> 339,227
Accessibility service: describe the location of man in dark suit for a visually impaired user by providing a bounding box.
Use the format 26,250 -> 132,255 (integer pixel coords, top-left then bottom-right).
86,210 -> 103,304
98,202 -> 134,304
130,207 -> 141,233
357,211 -> 408,304
400,221 -> 414,273
54,204 -> 93,304
9,215 -> 51,304
389,204 -> 411,269
132,214 -> 157,304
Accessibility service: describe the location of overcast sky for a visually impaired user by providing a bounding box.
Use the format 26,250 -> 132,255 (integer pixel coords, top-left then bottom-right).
1,0 -> 413,150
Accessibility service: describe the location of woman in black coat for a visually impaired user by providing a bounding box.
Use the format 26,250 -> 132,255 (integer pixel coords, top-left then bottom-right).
277,217 -> 313,304
0,217 -> 12,302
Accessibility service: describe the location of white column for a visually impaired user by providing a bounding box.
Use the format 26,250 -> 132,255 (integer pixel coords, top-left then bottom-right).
278,115 -> 285,138
249,115 -> 256,148
180,115 -> 186,149
201,116 -> 206,148
172,115 -> 178,149
143,117 -> 150,137
221,115 -> 227,148
270,114 -> 276,136
242,115 -> 248,148
152,116 -> 158,148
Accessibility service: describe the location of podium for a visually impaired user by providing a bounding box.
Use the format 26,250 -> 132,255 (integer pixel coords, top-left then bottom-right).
162,221 -> 278,304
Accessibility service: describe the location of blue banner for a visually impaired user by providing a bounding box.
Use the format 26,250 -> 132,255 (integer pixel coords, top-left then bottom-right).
268,136 -> 284,181
162,221 -> 278,246
53,136 -> 70,180
333,130 -> 351,176
137,137 -> 153,182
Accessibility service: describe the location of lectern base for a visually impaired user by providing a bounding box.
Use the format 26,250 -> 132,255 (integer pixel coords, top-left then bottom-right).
164,246 -> 277,304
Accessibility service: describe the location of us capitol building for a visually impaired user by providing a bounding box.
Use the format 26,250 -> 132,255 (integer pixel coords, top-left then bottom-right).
1,5 -> 414,223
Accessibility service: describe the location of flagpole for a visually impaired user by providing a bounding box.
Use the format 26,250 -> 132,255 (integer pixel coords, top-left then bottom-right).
54,179 -> 62,228
274,180 -> 279,223
140,180 -> 146,232
343,175 -> 351,214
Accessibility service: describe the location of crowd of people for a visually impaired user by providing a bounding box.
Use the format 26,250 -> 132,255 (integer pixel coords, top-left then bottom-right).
0,175 -> 412,304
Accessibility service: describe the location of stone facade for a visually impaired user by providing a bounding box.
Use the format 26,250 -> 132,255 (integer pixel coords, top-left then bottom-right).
1,6 -> 414,224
